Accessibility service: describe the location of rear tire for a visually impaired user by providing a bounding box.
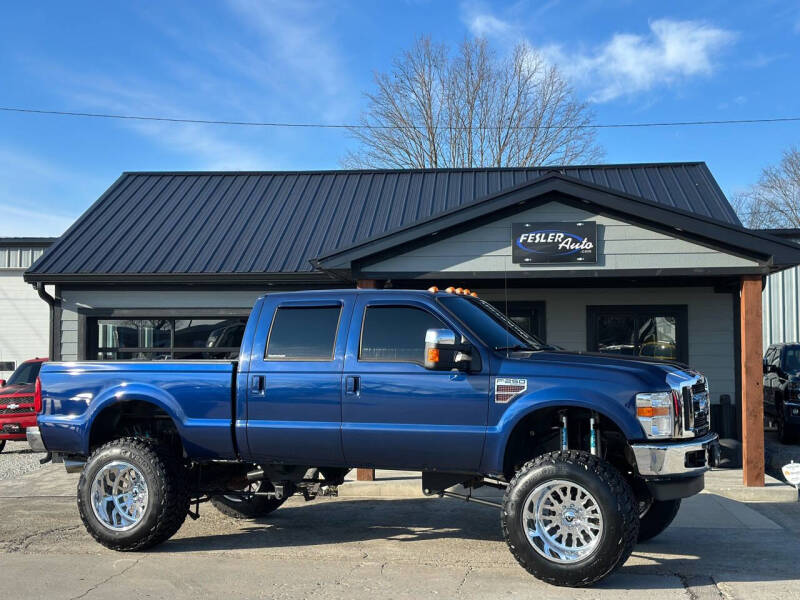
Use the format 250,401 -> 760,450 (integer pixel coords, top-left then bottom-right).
501,450 -> 639,587
638,499 -> 681,542
77,437 -> 190,551
212,481 -> 286,519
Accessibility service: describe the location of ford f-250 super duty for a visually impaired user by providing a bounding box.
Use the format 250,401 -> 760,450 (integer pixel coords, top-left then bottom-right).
28,288 -> 718,587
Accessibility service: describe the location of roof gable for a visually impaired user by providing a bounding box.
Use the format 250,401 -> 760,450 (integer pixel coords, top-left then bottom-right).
316,173 -> 800,275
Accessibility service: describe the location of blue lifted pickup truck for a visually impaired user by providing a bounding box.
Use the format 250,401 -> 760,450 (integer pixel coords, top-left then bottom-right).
28,288 -> 718,587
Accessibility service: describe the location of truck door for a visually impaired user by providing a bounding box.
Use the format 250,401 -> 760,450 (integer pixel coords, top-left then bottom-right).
244,296 -> 353,465
342,295 -> 490,471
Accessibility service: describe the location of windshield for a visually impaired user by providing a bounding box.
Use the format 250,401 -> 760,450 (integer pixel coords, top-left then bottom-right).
438,295 -> 545,351
7,361 -> 42,386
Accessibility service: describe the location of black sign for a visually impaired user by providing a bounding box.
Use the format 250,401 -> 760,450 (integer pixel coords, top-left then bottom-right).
512,221 -> 597,264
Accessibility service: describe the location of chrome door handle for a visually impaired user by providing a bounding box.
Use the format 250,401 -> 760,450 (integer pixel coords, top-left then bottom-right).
250,375 -> 265,394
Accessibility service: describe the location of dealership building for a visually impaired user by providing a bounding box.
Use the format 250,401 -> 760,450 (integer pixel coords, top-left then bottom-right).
23,163 -> 800,483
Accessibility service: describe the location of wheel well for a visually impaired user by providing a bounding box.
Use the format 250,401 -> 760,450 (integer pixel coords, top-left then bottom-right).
502,406 -> 635,480
89,400 -> 183,455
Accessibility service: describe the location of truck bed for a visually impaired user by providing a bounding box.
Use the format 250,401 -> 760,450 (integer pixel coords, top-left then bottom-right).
37,360 -> 237,459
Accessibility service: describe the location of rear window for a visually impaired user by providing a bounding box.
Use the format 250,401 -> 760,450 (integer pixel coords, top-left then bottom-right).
7,361 -> 43,386
266,306 -> 341,361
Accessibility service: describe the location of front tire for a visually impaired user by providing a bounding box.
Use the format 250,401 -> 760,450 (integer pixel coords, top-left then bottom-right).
0,439 -> 5,453
502,450 -> 639,587
638,499 -> 681,542
77,437 -> 190,551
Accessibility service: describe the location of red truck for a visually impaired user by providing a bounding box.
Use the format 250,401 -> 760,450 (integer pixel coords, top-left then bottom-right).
0,358 -> 47,453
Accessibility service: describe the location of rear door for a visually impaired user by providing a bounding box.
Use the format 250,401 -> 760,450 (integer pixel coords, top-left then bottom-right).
342,295 -> 490,471
245,295 -> 353,465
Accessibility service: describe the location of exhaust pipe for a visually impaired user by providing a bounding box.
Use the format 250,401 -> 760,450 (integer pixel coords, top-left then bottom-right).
246,468 -> 264,482
64,458 -> 86,474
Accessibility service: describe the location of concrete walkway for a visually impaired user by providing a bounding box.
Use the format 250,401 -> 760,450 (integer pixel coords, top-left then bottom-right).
1,464 -> 799,599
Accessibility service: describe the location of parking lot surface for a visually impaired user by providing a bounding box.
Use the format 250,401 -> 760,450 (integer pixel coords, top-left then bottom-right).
1,465 -> 799,599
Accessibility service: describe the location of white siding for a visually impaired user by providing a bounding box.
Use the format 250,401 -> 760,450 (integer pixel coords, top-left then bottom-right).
478,286 -> 736,405
0,271 -> 50,378
364,201 -> 760,274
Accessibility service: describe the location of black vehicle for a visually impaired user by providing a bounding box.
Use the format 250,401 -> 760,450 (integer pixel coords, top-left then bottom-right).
764,343 -> 800,443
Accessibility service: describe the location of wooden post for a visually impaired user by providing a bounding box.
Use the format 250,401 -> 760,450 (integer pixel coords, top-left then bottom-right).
355,279 -> 378,482
740,275 -> 764,487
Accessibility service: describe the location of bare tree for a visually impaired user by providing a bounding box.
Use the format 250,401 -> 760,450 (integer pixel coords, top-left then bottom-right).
733,147 -> 800,229
342,37 -> 602,169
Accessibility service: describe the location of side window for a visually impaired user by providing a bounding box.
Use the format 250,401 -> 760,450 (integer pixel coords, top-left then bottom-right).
360,306 -> 445,364
266,306 -> 341,361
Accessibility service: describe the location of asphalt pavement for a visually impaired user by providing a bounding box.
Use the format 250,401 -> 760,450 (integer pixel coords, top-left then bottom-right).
1,465 -> 799,599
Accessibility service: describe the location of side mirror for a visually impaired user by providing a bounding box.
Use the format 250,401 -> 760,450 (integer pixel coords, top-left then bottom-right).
0,379 -> 5,388
424,328 -> 473,371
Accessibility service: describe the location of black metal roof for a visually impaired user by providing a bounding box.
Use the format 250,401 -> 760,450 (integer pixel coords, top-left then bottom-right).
26,163 -> 744,282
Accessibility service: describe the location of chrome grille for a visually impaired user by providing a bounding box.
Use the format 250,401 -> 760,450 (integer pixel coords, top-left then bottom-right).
682,379 -> 710,436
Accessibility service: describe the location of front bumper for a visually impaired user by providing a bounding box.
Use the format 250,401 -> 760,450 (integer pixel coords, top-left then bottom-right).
26,426 -> 46,452
631,432 -> 719,477
783,401 -> 800,425
0,413 -> 37,440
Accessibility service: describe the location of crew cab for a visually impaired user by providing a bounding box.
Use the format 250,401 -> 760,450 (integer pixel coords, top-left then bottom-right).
0,358 -> 47,452
28,289 -> 718,587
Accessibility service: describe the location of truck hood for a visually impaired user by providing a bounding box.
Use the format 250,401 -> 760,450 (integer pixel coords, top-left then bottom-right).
0,383 -> 35,399
495,349 -> 695,390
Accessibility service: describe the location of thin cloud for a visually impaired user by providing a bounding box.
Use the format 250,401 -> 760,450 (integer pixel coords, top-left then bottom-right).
0,147 -> 89,236
463,11 -> 513,37
543,19 -> 736,102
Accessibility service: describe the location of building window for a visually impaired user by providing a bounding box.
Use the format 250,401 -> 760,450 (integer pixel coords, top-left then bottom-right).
489,301 -> 546,341
360,305 -> 445,364
587,305 -> 688,363
89,317 -> 248,360
265,306 -> 341,361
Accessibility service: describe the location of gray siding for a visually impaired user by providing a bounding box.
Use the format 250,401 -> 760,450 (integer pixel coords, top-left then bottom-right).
364,201 -> 759,275
763,265 -> 800,347
58,285 -> 736,407
479,286 -> 736,405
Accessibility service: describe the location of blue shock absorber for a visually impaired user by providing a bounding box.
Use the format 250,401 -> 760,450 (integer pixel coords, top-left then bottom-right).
589,414 -> 597,455
560,413 -> 568,450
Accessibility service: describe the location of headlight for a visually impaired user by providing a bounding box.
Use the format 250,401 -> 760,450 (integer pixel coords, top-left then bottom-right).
636,391 -> 674,439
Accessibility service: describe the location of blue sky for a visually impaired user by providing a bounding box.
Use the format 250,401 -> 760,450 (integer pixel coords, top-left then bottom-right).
1,0 -> 799,236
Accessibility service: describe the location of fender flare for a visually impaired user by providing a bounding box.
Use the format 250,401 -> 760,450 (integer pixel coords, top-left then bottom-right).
488,386 -> 643,471
82,382 -> 187,454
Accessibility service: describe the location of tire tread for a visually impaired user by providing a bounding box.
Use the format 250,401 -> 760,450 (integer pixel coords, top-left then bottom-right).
77,437 -> 189,551
501,449 -> 639,587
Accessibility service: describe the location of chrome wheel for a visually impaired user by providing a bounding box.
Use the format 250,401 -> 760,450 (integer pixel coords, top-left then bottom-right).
90,461 -> 149,531
522,479 -> 603,563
